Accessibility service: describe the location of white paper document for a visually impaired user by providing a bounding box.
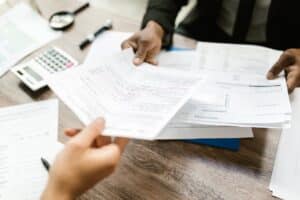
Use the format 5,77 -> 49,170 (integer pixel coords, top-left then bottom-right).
158,124 -> 252,139
0,100 -> 62,200
269,90 -> 300,200
83,31 -> 195,70
172,42 -> 292,128
48,49 -> 201,140
0,3 -> 60,76
51,32 -> 253,139
193,42 -> 282,75
83,31 -> 131,67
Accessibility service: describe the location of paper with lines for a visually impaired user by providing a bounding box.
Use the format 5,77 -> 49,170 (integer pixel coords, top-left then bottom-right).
0,100 -> 61,200
48,49 -> 201,140
171,42 -> 292,128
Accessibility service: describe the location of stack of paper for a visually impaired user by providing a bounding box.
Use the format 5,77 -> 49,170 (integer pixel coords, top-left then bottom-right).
172,42 -> 291,129
47,49 -> 204,140
46,33 -> 252,140
0,3 -> 61,76
0,100 -> 63,200
269,90 -> 300,199
46,31 -> 291,140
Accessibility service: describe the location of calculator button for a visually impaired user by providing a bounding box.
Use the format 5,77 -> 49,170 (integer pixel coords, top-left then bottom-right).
66,62 -> 74,68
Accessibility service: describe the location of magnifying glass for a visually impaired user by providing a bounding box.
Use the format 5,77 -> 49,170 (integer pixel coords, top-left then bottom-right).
49,2 -> 90,31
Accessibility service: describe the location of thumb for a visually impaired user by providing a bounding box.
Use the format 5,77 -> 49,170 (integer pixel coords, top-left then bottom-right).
267,51 -> 295,79
71,118 -> 105,147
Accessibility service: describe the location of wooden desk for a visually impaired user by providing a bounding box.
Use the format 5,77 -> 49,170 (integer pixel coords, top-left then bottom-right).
0,1 -> 280,199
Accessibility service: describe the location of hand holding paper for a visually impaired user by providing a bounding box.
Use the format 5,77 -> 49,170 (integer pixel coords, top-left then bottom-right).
48,49 -> 201,139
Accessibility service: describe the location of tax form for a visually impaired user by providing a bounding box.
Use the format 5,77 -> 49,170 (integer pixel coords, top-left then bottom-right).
0,3 -> 60,76
173,42 -> 292,128
48,49 -> 200,140
0,100 -> 61,200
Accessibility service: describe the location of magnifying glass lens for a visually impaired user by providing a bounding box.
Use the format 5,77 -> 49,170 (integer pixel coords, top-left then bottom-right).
50,13 -> 74,30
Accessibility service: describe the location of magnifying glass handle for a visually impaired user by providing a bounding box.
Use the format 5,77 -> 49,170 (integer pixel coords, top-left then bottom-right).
73,2 -> 90,15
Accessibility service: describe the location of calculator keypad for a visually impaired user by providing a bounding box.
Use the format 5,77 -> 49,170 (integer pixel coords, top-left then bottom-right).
34,48 -> 76,74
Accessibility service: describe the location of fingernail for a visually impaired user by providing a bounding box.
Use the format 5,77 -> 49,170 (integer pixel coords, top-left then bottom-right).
96,117 -> 105,124
133,58 -> 143,65
267,72 -> 274,79
134,58 -> 141,65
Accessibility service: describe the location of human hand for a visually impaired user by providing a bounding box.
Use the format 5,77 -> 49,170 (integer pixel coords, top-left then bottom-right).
267,49 -> 300,93
41,118 -> 128,200
121,20 -> 164,65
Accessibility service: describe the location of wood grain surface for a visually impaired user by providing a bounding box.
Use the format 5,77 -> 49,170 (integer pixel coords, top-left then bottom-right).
0,1 -> 280,199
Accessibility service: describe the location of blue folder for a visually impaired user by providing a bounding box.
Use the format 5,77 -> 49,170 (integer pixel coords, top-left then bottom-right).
184,139 -> 240,151
170,47 -> 240,151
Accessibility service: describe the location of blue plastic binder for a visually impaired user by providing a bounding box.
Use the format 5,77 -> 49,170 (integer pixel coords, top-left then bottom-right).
184,139 -> 240,151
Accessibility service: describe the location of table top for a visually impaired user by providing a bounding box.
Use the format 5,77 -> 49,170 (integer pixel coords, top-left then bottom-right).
0,1 -> 281,199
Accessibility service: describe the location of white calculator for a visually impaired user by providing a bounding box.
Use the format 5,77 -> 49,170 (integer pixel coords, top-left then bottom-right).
12,47 -> 78,91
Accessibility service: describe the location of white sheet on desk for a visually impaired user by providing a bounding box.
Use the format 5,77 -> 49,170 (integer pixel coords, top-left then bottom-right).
81,33 -> 253,139
159,124 -> 253,139
172,76 -> 291,127
83,31 -> 131,67
47,49 -> 200,140
192,42 -> 282,76
83,31 -> 196,70
167,42 -> 291,128
0,3 -> 60,77
0,100 -> 61,200
269,89 -> 300,200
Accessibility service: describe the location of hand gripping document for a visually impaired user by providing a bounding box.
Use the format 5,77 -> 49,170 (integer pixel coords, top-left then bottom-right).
76,31 -> 254,139
47,49 -> 201,140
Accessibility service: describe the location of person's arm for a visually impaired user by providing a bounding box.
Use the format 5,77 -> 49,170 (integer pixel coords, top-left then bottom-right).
41,118 -> 128,200
267,49 -> 300,93
121,0 -> 188,65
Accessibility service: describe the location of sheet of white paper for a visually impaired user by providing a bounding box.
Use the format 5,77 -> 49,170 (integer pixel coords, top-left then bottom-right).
157,50 -> 195,71
193,42 -> 282,76
172,42 -> 291,128
173,77 -> 291,127
0,100 -> 60,200
83,31 -> 131,67
83,31 -> 195,70
0,3 -> 61,76
48,49 -> 200,140
80,32 -> 253,139
269,89 -> 300,200
158,124 -> 253,139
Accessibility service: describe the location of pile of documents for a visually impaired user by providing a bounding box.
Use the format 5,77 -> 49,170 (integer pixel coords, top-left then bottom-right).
46,31 -> 291,140
173,42 -> 291,129
0,100 -> 63,200
269,90 -> 300,199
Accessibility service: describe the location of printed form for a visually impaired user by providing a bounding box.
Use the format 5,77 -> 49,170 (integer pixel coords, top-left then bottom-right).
48,49 -> 201,140
80,32 -> 253,139
172,42 -> 292,128
0,3 -> 60,76
0,100 -> 62,200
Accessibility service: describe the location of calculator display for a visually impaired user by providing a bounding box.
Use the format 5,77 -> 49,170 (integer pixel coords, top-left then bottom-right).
24,66 -> 43,82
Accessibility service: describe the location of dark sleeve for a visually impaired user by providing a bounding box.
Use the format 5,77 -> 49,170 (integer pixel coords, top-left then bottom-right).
141,0 -> 188,48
